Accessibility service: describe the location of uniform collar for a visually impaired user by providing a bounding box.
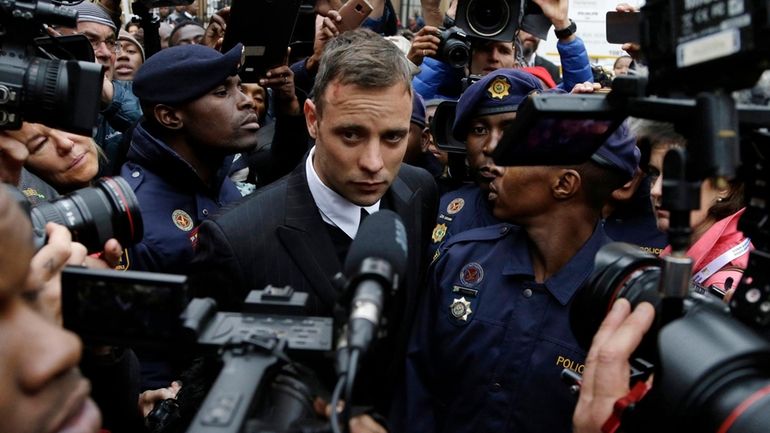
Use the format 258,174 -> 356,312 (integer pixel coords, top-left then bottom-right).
503,223 -> 609,305
305,146 -> 380,239
129,124 -> 233,194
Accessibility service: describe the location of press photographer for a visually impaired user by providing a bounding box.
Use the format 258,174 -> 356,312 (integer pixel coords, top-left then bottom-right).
411,0 -> 592,100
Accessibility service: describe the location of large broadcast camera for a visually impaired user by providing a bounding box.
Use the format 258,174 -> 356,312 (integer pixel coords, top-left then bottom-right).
0,0 -> 104,135
487,0 -> 770,432
61,209 -> 408,433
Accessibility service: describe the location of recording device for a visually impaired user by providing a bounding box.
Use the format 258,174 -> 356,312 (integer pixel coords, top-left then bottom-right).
641,0 -> 770,96
436,27 -> 471,69
61,267 -> 334,433
0,0 -> 104,135
34,34 -> 94,63
342,209 -> 407,353
9,176 -> 143,253
221,0 -> 302,83
455,0 -> 550,42
569,242 -> 770,433
605,11 -> 641,45
336,0 -> 373,33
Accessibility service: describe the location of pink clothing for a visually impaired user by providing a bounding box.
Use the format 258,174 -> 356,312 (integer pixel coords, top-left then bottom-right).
660,208 -> 752,290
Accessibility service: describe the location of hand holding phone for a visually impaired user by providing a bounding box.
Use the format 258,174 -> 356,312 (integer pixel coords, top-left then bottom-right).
337,0 -> 373,33
606,11 -> 641,45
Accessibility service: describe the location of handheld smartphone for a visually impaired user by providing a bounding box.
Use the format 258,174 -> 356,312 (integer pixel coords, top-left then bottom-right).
606,11 -> 641,45
337,0 -> 374,33
222,0 -> 303,82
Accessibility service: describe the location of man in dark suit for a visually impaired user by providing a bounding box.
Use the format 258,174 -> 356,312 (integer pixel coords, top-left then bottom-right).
190,29 -> 437,430
518,29 -> 563,84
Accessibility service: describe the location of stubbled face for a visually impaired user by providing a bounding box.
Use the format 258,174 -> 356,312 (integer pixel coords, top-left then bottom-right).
470,41 -> 515,76
7,123 -> 98,190
77,22 -> 117,78
176,76 -> 259,154
114,41 -> 143,81
305,82 -> 412,206
0,188 -> 101,433
517,29 -> 540,59
648,145 -> 721,235
465,111 -> 516,192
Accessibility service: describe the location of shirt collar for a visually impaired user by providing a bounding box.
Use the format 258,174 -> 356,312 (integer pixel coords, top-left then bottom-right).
502,223 -> 610,305
305,146 -> 380,239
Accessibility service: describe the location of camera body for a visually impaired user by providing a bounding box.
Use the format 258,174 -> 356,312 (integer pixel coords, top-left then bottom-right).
61,267 -> 334,433
0,0 -> 104,135
436,26 -> 471,69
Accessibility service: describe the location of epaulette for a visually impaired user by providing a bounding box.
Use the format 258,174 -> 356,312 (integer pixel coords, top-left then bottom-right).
443,223 -> 517,248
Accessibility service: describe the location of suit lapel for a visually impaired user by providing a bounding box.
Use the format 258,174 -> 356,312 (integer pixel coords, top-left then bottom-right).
276,166 -> 342,310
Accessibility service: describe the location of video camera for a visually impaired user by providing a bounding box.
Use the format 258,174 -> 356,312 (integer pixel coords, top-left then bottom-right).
0,0 -> 104,135
480,0 -> 770,431
62,267 -> 335,433
61,209 -> 407,433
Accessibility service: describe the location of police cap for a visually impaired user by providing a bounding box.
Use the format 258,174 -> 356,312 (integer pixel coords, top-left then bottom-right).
452,68 -> 543,141
134,43 -> 243,106
591,122 -> 640,181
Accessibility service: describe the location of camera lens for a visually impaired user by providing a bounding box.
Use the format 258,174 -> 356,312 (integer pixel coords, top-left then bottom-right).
466,0 -> 511,38
23,58 -> 104,136
444,40 -> 470,69
570,242 -> 662,350
30,176 -> 143,253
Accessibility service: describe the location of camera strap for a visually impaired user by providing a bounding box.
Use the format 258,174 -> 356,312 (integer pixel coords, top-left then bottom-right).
601,380 -> 652,433
691,237 -> 751,285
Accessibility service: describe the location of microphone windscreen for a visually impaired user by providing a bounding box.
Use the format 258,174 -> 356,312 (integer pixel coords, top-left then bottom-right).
343,209 -> 408,277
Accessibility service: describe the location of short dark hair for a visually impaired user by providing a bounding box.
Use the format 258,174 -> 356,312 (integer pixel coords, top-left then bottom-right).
168,20 -> 204,47
311,28 -> 412,116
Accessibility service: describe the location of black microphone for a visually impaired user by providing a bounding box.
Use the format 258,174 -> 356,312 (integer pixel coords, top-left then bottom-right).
343,209 -> 408,352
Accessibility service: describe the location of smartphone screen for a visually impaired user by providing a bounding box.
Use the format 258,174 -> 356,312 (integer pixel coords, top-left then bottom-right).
606,11 -> 641,45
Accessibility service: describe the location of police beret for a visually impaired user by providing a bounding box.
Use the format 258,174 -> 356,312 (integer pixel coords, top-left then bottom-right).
411,92 -> 426,128
591,122 -> 640,181
133,43 -> 243,106
452,68 -> 543,141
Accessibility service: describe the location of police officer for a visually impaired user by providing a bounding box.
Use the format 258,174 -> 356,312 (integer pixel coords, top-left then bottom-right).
428,69 -> 542,257
399,124 -> 640,433
120,44 -> 258,274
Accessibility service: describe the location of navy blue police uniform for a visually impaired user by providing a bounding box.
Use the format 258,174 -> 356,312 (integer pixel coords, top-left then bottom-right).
604,175 -> 668,255
404,222 -> 610,433
427,69 -> 543,257
428,184 -> 499,257
119,43 -> 247,274
120,125 -> 242,273
398,107 -> 643,433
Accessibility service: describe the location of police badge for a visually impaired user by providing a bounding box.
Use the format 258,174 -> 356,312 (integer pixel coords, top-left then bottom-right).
449,297 -> 472,321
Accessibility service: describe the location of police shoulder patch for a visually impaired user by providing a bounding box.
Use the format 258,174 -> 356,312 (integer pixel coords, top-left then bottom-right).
172,209 -> 194,232
446,198 -> 465,215
459,262 -> 484,287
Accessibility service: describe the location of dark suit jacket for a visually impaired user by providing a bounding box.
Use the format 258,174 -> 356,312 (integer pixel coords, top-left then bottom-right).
535,54 -> 563,84
190,161 -> 438,411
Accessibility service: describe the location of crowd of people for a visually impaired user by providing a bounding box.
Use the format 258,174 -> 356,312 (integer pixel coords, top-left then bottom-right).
1,0 -> 766,432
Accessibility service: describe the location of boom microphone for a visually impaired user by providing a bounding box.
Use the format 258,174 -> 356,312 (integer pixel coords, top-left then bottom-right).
343,209 -> 408,352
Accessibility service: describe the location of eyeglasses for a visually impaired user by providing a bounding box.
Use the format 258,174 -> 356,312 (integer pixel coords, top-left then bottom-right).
84,35 -> 121,54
